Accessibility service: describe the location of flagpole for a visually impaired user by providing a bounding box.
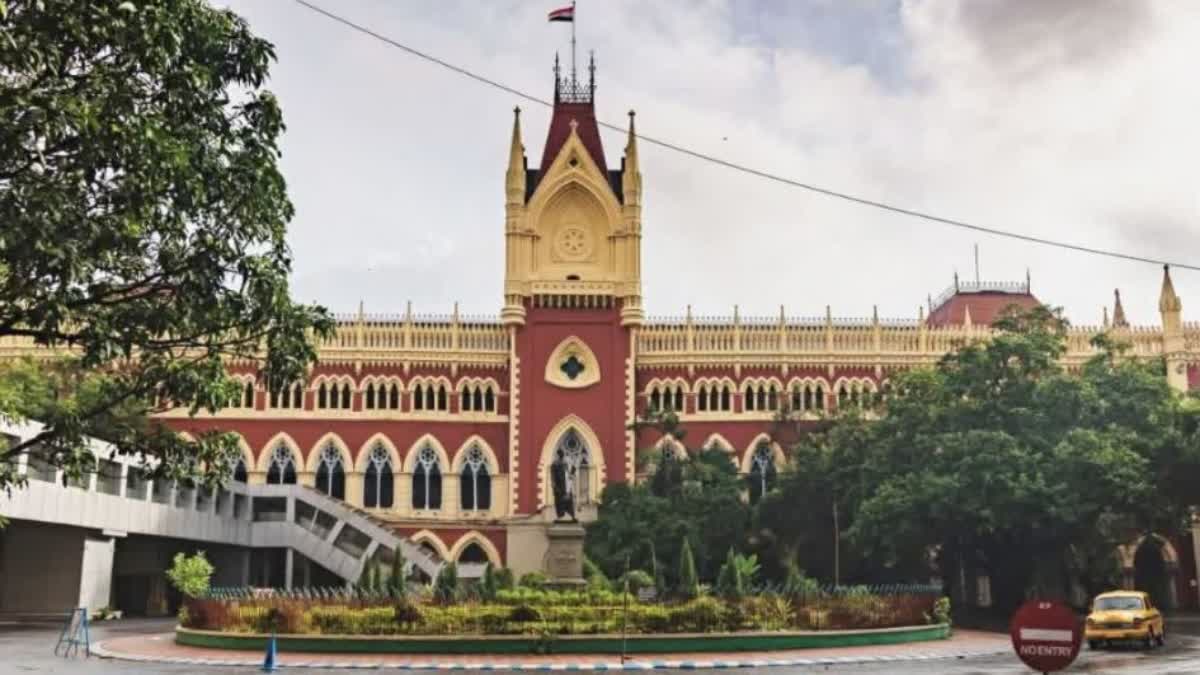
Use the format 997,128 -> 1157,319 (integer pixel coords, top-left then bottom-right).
571,0 -> 577,85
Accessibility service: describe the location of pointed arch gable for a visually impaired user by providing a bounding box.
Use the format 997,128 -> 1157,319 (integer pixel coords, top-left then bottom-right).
653,435 -> 688,460
356,433 -> 402,472
451,436 -> 500,473
306,432 -> 353,472
537,414 -> 607,509
257,432 -> 302,472
449,531 -> 502,566
409,529 -> 450,561
403,434 -> 450,472
741,433 -> 786,473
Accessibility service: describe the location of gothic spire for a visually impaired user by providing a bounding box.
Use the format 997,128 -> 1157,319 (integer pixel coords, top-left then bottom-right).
1112,289 -> 1128,328
1159,264 -> 1182,314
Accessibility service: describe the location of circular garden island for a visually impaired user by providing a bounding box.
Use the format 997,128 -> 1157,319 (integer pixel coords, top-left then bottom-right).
177,567 -> 952,655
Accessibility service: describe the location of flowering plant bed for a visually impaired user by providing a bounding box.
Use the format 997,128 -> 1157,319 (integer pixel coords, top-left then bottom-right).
181,585 -> 947,638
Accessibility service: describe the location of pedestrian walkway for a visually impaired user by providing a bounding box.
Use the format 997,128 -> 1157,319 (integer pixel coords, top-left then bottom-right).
94,630 -> 1010,670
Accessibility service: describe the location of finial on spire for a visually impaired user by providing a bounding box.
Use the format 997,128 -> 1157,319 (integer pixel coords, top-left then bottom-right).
953,270 -> 959,292
1112,289 -> 1128,328
1102,306 -> 1110,328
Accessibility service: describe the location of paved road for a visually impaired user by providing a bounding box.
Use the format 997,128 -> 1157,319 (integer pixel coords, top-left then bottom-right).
4,618 -> 1200,674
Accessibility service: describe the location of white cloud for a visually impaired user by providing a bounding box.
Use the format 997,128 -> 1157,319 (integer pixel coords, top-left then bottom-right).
220,0 -> 1200,326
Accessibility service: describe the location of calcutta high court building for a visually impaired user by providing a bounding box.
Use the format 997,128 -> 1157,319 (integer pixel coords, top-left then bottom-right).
145,63 -> 1200,606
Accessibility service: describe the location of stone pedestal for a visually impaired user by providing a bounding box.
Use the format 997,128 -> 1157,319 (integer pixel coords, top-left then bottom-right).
544,522 -> 586,586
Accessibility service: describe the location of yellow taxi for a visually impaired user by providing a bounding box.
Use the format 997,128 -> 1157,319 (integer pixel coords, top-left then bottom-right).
1085,591 -> 1165,649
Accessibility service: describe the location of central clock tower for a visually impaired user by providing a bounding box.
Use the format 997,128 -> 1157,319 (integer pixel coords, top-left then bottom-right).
500,59 -> 642,538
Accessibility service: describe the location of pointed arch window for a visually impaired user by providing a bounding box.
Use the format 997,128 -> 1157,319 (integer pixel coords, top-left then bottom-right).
552,429 -> 591,505
363,444 -> 394,509
720,385 -> 732,411
458,541 -> 490,564
232,458 -> 248,483
318,382 -> 329,409
388,383 -> 401,410
411,445 -> 442,510
413,384 -> 425,411
341,383 -> 352,409
240,381 -> 255,408
365,384 -> 376,409
460,445 -> 491,511
483,388 -> 495,412
747,442 -> 777,504
266,445 -> 297,485
314,444 -> 346,499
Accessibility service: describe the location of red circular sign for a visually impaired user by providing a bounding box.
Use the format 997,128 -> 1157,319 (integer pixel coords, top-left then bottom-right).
1010,600 -> 1082,672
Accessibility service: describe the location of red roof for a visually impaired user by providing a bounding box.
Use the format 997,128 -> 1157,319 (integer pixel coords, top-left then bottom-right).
539,101 -> 608,176
926,291 -> 1041,327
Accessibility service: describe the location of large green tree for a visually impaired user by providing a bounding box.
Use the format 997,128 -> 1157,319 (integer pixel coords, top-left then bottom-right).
586,412 -> 750,587
0,0 -> 331,491
762,306 -> 1200,611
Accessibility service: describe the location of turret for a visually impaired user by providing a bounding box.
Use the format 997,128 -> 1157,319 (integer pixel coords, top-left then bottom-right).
501,106 -> 528,326
1112,289 -> 1128,328
1159,265 -> 1187,391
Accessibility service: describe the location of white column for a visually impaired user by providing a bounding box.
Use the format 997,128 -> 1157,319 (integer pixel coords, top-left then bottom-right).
284,548 -> 294,590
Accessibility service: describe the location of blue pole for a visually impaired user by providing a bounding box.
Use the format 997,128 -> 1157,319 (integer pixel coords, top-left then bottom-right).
261,632 -> 277,672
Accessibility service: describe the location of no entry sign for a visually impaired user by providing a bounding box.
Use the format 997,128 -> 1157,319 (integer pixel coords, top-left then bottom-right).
1010,600 -> 1082,673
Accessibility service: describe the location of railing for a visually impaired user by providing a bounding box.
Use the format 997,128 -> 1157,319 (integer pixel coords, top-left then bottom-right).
638,316 -> 1176,363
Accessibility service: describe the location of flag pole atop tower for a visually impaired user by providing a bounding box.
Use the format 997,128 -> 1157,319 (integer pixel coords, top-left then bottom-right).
547,2 -> 578,84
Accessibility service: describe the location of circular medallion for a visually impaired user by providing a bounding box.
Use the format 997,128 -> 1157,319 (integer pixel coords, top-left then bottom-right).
555,226 -> 592,261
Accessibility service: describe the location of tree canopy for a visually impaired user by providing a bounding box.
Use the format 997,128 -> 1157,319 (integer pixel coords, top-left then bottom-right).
586,412 -> 750,589
0,0 -> 331,491
759,306 -> 1200,611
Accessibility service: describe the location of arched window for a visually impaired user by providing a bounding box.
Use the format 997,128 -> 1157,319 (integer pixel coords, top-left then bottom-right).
242,381 -> 255,408
673,387 -> 684,412
411,445 -> 442,510
483,388 -> 495,412
340,383 -> 352,409
232,458 -> 248,483
744,385 -> 755,411
697,385 -> 709,412
388,383 -> 400,410
461,387 -> 472,411
649,389 -> 662,412
460,445 -> 491,511
291,383 -> 303,409
720,385 -> 732,411
363,444 -> 394,508
472,388 -> 483,412
425,385 -> 435,411
413,384 -> 425,411
436,385 -> 448,411
458,541 -> 490,564
314,444 -> 345,499
266,445 -> 297,485
552,429 -> 591,506
747,443 -> 776,504
318,382 -> 329,409
365,384 -> 376,409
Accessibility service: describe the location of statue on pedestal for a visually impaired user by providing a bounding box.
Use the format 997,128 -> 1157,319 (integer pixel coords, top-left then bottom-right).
550,459 -> 576,522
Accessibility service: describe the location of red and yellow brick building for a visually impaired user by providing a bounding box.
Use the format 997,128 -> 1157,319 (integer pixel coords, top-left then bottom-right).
144,68 -> 1200,595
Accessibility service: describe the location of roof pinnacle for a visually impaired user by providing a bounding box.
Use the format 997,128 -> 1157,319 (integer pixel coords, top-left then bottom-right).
1159,264 -> 1182,314
1112,289 -> 1128,328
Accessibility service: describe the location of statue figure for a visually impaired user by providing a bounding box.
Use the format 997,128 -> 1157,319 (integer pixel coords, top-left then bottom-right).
550,460 -> 576,522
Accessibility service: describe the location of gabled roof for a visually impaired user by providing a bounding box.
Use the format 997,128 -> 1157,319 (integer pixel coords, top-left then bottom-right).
538,101 -> 609,177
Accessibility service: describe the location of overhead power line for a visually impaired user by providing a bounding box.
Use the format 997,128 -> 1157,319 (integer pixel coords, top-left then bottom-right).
290,0 -> 1198,273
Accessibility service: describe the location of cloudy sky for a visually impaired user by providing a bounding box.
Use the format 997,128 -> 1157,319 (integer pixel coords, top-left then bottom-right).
219,0 -> 1198,326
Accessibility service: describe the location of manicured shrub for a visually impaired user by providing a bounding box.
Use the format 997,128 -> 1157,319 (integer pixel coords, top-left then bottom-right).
433,562 -> 459,604
518,571 -> 549,589
508,604 -> 541,623
390,551 -> 407,598
494,567 -> 516,591
677,538 -> 699,600
715,549 -> 743,599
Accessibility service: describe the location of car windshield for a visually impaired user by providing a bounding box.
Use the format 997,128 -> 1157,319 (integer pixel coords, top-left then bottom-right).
1095,596 -> 1144,611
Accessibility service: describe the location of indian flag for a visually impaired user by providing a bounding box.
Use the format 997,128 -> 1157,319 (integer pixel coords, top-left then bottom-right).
548,4 -> 574,22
